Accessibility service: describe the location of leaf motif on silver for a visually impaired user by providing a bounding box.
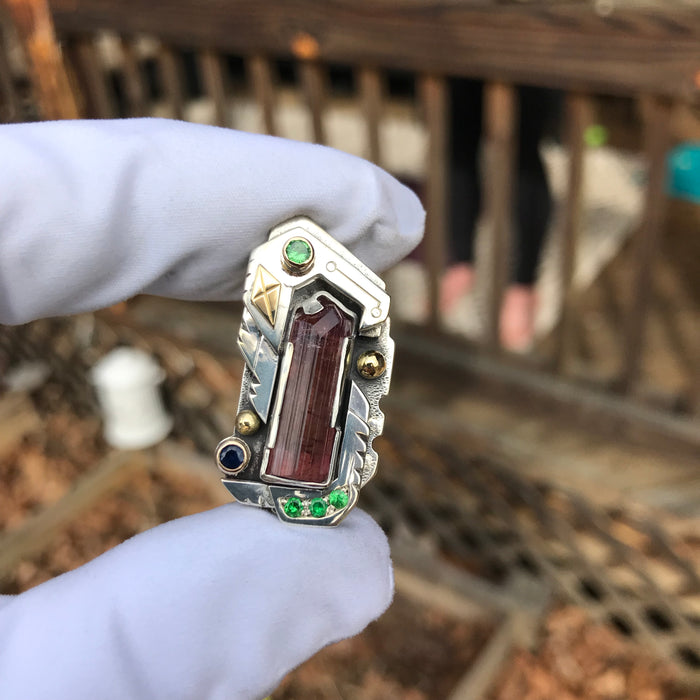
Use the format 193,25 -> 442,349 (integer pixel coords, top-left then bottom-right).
237,310 -> 278,422
336,381 -> 370,486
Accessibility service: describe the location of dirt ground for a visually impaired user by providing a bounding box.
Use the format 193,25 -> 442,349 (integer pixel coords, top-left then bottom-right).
0,395 -> 696,698
273,594 -> 493,700
489,607 -> 696,700
272,603 -> 696,700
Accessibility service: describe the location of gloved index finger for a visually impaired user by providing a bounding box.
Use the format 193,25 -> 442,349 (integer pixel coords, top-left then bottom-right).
0,118 -> 424,325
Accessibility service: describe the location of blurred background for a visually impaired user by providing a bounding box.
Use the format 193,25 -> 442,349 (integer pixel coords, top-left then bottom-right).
0,0 -> 699,698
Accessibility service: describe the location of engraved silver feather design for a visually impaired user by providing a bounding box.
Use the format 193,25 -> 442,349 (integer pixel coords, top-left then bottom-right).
237,310 -> 278,422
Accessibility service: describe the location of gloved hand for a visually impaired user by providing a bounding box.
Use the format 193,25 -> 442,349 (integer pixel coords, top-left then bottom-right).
0,119 -> 425,700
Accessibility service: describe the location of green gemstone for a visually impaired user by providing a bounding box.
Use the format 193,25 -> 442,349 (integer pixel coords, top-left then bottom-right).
310,498 -> 328,518
284,497 -> 303,518
285,238 -> 313,266
329,489 -> 349,509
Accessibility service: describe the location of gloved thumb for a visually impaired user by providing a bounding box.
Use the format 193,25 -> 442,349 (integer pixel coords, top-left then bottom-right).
0,504 -> 393,700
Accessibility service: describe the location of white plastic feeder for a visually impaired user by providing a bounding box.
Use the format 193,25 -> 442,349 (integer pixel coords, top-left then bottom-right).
91,347 -> 173,449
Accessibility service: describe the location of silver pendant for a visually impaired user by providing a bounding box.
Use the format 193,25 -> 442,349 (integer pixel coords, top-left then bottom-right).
215,217 -> 393,526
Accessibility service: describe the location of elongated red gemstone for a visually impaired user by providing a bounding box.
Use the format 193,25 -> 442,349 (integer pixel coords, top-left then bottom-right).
265,297 -> 354,484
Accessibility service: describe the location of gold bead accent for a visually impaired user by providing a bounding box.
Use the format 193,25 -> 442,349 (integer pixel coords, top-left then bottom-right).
357,351 -> 386,379
236,409 -> 261,436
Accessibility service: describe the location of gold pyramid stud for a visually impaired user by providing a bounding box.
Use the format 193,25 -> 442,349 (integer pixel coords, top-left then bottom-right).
251,265 -> 281,326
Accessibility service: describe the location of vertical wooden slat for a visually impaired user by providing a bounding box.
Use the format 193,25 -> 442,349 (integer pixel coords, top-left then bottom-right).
158,46 -> 184,120
247,54 -> 276,135
0,31 -> 20,122
483,82 -> 517,350
358,66 -> 383,165
620,96 -> 672,394
119,37 -> 147,117
299,61 -> 326,144
555,92 -> 590,373
421,74 -> 449,331
198,49 -> 228,127
5,0 -> 79,119
66,36 -> 114,118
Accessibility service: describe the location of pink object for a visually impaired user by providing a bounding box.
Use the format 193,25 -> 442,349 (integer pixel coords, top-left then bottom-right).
266,297 -> 354,484
499,285 -> 537,353
440,263 -> 475,312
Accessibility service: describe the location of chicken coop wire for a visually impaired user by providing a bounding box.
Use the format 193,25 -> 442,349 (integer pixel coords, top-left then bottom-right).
1,315 -> 699,686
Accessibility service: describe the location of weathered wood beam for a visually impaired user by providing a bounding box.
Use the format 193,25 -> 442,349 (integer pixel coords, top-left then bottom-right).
49,0 -> 700,98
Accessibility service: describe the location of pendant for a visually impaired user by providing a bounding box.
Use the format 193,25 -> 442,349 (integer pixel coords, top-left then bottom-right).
215,217 -> 394,526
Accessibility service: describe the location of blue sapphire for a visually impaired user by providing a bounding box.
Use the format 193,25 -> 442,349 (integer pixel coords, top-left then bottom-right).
219,443 -> 246,472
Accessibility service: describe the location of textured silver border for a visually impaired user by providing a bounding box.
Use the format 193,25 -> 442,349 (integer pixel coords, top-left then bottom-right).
218,217 -> 393,526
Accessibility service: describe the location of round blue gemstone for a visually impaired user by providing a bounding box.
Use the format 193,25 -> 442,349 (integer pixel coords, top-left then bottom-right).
219,443 -> 245,471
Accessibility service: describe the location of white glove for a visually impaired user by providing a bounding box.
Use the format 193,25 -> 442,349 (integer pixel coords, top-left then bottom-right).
0,118 -> 425,699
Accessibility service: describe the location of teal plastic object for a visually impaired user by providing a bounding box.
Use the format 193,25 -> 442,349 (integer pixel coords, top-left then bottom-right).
667,142 -> 700,204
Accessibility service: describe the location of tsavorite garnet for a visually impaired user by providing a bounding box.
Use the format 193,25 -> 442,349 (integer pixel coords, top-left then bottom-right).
285,238 -> 312,265
329,489 -> 349,509
284,497 -> 303,517
310,498 -> 328,518
265,297 -> 354,485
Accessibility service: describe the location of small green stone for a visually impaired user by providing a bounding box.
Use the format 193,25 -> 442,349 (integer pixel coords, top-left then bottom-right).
285,238 -> 313,265
329,489 -> 349,509
310,498 -> 328,518
284,497 -> 303,518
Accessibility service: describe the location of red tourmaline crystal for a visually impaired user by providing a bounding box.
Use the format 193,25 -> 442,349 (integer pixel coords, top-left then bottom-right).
265,297 -> 354,484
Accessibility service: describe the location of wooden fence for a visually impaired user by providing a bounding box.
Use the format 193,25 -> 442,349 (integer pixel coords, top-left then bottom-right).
3,0 -> 700,447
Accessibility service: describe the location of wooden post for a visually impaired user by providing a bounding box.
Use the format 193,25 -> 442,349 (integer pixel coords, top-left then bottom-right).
421,74 -> 449,331
65,36 -> 114,118
358,66 -> 383,165
247,54 -> 276,135
158,45 -> 184,120
555,92 -> 590,373
120,37 -> 147,117
620,96 -> 672,395
483,82 -> 517,350
6,0 -> 79,119
199,49 -> 228,127
299,61 -> 326,144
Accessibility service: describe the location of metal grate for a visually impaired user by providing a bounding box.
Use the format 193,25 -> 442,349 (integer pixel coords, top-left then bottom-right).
373,422 -> 700,680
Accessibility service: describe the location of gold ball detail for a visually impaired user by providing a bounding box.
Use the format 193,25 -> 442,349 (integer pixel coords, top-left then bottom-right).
236,409 -> 261,436
357,351 -> 386,379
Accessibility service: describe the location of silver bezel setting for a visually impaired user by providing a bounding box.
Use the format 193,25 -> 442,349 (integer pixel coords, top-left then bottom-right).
216,217 -> 393,526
